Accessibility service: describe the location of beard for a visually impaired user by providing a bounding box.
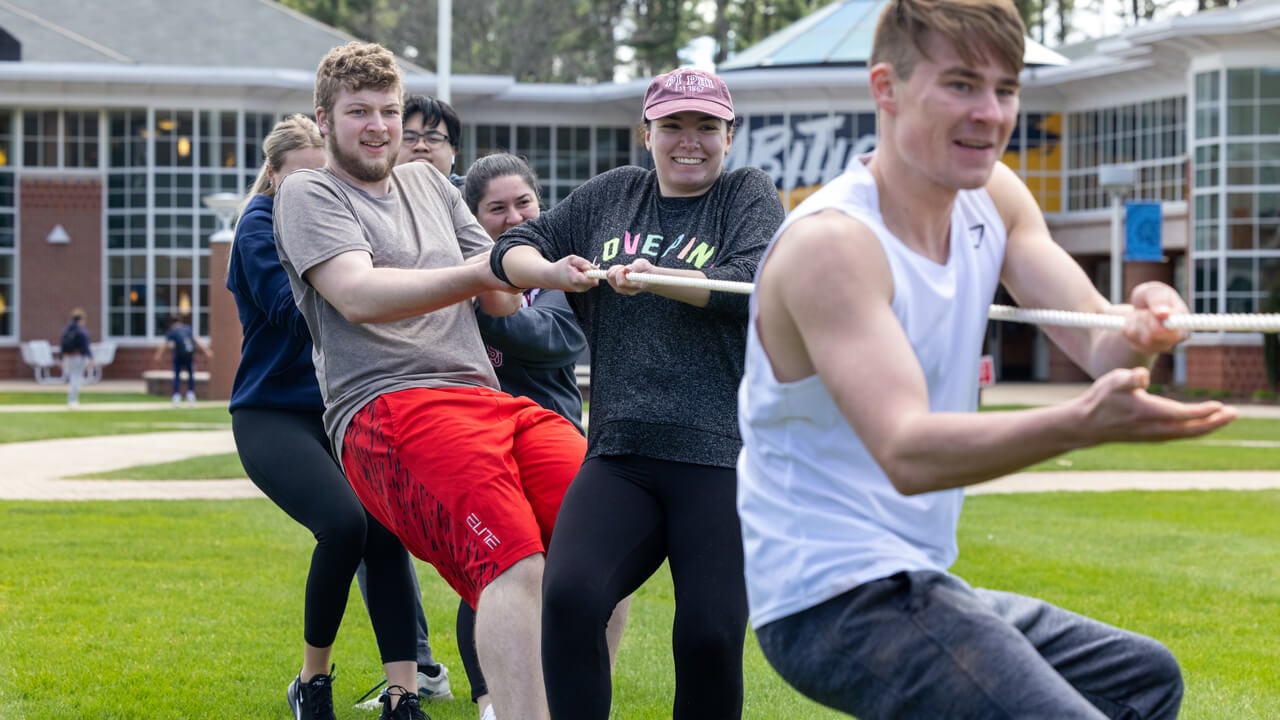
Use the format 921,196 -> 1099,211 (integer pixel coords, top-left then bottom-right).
328,130 -> 395,184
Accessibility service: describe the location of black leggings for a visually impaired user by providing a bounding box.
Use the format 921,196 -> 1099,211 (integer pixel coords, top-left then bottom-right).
541,455 -> 747,719
232,407 -> 417,662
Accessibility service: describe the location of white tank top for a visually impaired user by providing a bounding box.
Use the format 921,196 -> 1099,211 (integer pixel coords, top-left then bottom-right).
737,158 -> 1007,628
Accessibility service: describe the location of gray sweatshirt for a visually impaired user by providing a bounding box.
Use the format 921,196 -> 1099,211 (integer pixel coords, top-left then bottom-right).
477,287 -> 587,434
492,165 -> 785,468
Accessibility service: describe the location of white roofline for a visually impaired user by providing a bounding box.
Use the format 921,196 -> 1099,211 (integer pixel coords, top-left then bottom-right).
0,61 -> 316,88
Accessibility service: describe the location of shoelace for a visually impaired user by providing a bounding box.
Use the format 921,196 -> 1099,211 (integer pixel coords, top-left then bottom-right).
355,677 -> 388,705
382,685 -> 431,720
304,666 -> 336,718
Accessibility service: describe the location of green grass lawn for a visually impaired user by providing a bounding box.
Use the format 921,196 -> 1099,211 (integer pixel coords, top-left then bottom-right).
0,407 -> 230,444
0,391 -> 167,405
1,492 -> 1276,718
58,413 -> 1280,481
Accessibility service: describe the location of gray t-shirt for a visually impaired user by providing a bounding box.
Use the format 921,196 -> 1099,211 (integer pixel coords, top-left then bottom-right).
274,162 -> 499,457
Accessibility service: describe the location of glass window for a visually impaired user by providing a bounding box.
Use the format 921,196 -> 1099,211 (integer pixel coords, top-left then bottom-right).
1227,104 -> 1256,136
1195,71 -> 1220,104
1196,107 -> 1220,139
63,111 -> 100,168
0,114 -> 12,336
1194,258 -> 1218,308
109,110 -> 148,167
22,110 -> 59,167
1228,68 -> 1257,101
244,113 -> 275,172
154,110 -> 195,168
0,110 -> 10,168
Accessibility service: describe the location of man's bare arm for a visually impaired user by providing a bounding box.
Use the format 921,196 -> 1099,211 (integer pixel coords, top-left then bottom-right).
992,164 -> 1186,377
305,249 -> 508,323
758,212 -> 1234,496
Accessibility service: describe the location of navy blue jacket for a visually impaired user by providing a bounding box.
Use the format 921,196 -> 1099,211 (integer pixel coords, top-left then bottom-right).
227,193 -> 324,413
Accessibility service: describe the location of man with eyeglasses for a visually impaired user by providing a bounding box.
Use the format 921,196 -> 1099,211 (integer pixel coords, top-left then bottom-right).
398,94 -> 464,187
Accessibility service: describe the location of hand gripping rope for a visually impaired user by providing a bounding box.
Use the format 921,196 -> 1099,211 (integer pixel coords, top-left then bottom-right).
584,268 -> 1280,333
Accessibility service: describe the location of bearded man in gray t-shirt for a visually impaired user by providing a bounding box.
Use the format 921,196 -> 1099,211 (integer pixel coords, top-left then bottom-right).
274,41 -> 583,720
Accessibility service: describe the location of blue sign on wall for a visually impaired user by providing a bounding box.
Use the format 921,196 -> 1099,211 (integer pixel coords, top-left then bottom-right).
1125,201 -> 1163,262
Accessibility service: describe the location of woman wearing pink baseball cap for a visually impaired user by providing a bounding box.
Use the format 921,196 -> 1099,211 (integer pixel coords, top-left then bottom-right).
491,67 -> 786,719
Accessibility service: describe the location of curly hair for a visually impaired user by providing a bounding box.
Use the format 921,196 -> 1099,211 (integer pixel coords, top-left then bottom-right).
314,41 -> 402,119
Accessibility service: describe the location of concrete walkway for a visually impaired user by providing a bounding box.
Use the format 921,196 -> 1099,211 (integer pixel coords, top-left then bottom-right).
1,381 -> 1279,500
0,430 -> 262,500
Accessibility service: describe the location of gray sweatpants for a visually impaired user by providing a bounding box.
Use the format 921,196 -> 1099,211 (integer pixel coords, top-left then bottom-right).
756,570 -> 1182,719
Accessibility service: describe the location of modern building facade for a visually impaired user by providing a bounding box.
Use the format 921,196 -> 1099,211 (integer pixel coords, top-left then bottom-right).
0,0 -> 1276,391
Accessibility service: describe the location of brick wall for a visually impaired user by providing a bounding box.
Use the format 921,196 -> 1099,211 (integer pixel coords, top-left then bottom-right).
1045,341 -> 1175,384
19,176 -> 102,343
1185,344 -> 1268,394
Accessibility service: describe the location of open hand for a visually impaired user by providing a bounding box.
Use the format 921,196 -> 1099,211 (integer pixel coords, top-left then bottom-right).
1078,367 -> 1236,443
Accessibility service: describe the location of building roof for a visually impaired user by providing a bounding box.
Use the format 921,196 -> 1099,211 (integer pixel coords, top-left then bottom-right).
717,0 -> 1069,71
0,0 -> 426,72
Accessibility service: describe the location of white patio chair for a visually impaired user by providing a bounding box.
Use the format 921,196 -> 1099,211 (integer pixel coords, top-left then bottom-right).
20,340 -> 64,384
86,341 -> 117,383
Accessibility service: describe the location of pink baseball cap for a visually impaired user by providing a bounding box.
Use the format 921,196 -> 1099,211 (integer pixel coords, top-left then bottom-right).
642,68 -> 736,122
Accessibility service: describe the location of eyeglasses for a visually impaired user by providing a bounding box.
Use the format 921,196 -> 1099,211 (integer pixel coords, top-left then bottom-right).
403,130 -> 450,147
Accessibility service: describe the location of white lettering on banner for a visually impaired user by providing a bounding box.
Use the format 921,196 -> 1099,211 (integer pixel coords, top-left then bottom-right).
727,113 -> 878,192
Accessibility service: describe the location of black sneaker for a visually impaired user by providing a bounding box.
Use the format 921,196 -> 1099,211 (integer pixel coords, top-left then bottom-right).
287,665 -> 337,720
378,685 -> 430,720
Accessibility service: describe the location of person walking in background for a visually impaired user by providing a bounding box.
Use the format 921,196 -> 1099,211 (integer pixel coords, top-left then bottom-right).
398,94 -> 463,187
736,1 -> 1236,717
492,67 -> 785,719
152,314 -> 211,405
58,308 -> 93,409
227,113 -> 432,720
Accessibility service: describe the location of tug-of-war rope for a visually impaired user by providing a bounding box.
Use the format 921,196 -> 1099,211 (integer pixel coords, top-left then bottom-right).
585,269 -> 1280,333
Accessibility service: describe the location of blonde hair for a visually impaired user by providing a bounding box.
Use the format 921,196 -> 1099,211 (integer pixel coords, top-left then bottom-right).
247,114 -> 324,198
870,0 -> 1025,80
314,41 -> 402,120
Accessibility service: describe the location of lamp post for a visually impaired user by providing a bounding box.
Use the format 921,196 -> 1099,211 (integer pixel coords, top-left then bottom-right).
437,0 -> 451,103
202,192 -> 242,400
1098,165 -> 1137,303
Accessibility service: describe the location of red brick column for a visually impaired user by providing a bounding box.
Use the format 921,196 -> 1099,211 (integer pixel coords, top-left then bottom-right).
203,194 -> 243,401
207,231 -> 239,400
19,176 -> 102,342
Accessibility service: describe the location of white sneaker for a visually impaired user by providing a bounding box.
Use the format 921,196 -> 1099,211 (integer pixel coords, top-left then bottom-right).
171,393 -> 181,406
480,704 -> 497,720
353,691 -> 383,712
185,390 -> 197,403
418,664 -> 453,701
353,665 -> 452,711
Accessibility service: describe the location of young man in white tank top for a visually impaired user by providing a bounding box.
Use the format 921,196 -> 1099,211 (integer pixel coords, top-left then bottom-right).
737,0 -> 1237,718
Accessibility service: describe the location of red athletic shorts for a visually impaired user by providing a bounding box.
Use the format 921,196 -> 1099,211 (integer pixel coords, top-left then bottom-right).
342,386 -> 584,608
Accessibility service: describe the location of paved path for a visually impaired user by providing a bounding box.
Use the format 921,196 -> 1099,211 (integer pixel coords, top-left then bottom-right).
0,430 -> 263,501
2,382 -> 1280,500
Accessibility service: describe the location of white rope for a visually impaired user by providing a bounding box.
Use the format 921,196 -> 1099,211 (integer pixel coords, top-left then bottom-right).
989,305 -> 1280,333
583,269 -> 1280,333
583,269 -> 754,295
